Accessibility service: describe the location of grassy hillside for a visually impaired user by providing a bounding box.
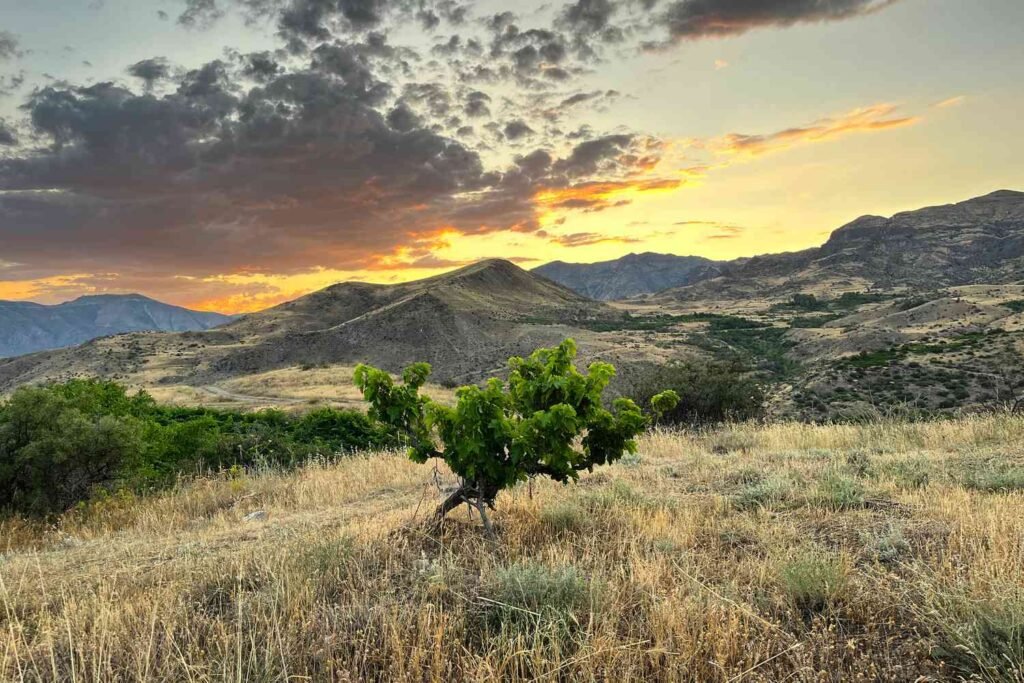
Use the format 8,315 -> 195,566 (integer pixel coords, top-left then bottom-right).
3,415 -> 1022,681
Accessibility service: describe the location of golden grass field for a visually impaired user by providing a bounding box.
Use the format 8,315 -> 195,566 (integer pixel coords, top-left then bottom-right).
2,415 -> 1023,681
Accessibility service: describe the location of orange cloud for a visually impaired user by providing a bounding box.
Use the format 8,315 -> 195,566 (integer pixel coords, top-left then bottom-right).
934,95 -> 966,109
547,232 -> 642,248
533,177 -> 682,217
707,104 -> 920,158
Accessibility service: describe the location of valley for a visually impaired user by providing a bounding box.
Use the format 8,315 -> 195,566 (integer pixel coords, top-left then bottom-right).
2,191 -> 1024,421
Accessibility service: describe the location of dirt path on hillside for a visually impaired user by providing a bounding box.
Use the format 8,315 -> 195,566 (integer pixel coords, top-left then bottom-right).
197,385 -> 306,406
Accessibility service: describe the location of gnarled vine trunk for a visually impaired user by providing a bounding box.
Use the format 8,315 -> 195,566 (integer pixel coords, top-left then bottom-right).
433,480 -> 502,538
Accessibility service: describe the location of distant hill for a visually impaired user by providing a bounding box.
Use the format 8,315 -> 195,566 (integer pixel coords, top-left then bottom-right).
533,252 -> 723,300
0,260 -> 643,393
650,190 -> 1024,303
213,259 -> 623,382
0,294 -> 233,358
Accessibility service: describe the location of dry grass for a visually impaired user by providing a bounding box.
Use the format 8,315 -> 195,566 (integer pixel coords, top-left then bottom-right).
2,414 -> 1024,681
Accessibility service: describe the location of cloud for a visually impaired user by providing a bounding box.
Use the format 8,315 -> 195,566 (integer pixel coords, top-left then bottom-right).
0,119 -> 17,146
503,119 -> 534,140
0,27 -> 680,305
706,103 -> 919,157
127,58 -> 173,89
934,95 -> 966,109
534,177 -> 681,213
177,0 -> 226,28
704,225 -> 744,239
548,231 -> 640,247
0,31 -> 23,61
657,0 -> 900,42
0,0 -> 904,307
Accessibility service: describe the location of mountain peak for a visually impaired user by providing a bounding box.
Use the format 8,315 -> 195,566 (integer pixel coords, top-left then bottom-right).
0,294 -> 233,358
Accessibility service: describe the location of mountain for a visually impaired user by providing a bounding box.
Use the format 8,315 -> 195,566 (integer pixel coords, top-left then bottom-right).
0,260 -> 642,394
0,294 -> 233,358
652,190 -> 1024,303
533,252 -> 723,300
212,259 -> 623,382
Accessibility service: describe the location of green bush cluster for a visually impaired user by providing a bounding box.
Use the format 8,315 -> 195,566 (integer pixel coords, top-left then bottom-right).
0,379 -> 397,516
634,359 -> 767,427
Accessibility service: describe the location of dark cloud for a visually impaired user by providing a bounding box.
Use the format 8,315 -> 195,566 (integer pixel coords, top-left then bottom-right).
386,102 -> 421,131
561,0 -> 618,35
0,0 -> 708,299
0,71 -> 26,98
658,0 -> 898,41
242,51 -> 283,82
0,31 -> 23,61
157,10 -> 170,20
463,90 -> 491,118
553,133 -> 634,176
177,0 -> 226,28
0,119 -> 16,146
127,57 -> 173,90
503,119 -> 534,140
0,54 -> 523,282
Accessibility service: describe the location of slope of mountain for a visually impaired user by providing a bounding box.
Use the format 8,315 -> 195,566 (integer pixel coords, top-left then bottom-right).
651,190 -> 1024,304
0,294 -> 233,358
533,252 -> 723,300
0,260 -> 645,394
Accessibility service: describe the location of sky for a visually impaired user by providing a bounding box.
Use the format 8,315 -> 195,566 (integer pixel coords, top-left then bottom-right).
1,0 -> 1022,313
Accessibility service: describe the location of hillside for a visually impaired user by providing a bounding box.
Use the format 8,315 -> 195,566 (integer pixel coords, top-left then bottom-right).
0,294 -> 233,358
533,252 -> 723,300
4,415 -> 1022,681
652,190 -> 1024,304
0,260 -> 660,400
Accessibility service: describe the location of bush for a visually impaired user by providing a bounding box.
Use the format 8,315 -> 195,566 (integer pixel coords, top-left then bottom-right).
634,360 -> 766,427
779,553 -> 848,614
0,385 -> 145,515
0,379 -> 400,516
482,563 -> 600,639
812,470 -> 866,510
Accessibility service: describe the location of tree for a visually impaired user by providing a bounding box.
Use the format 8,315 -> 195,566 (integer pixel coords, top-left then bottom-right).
354,339 -> 678,535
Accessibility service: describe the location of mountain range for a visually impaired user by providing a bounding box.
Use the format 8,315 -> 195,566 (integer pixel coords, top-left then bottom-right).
0,295 -> 233,358
2,189 -> 1024,420
536,190 -> 1024,302
532,253 -> 722,300
0,260 -> 653,396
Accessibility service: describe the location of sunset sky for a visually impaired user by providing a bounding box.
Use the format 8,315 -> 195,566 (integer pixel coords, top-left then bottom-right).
1,0 -> 1022,312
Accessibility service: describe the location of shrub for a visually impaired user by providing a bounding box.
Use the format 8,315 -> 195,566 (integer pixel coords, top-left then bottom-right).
812,470 -> 866,510
882,457 -> 932,490
732,473 -> 795,510
0,380 -> 401,516
482,563 -> 600,639
779,553 -> 848,614
354,339 -> 677,534
923,584 -> 1024,679
959,465 -> 1024,493
0,383 -> 147,515
634,360 -> 766,427
539,501 -> 587,533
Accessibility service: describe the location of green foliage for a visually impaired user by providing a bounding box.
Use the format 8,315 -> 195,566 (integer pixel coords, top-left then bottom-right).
812,470 -> 866,510
481,562 -> 600,640
775,293 -> 829,312
0,384 -> 145,515
779,553 -> 848,614
355,339 -> 677,518
0,380 -> 398,516
634,360 -> 766,427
